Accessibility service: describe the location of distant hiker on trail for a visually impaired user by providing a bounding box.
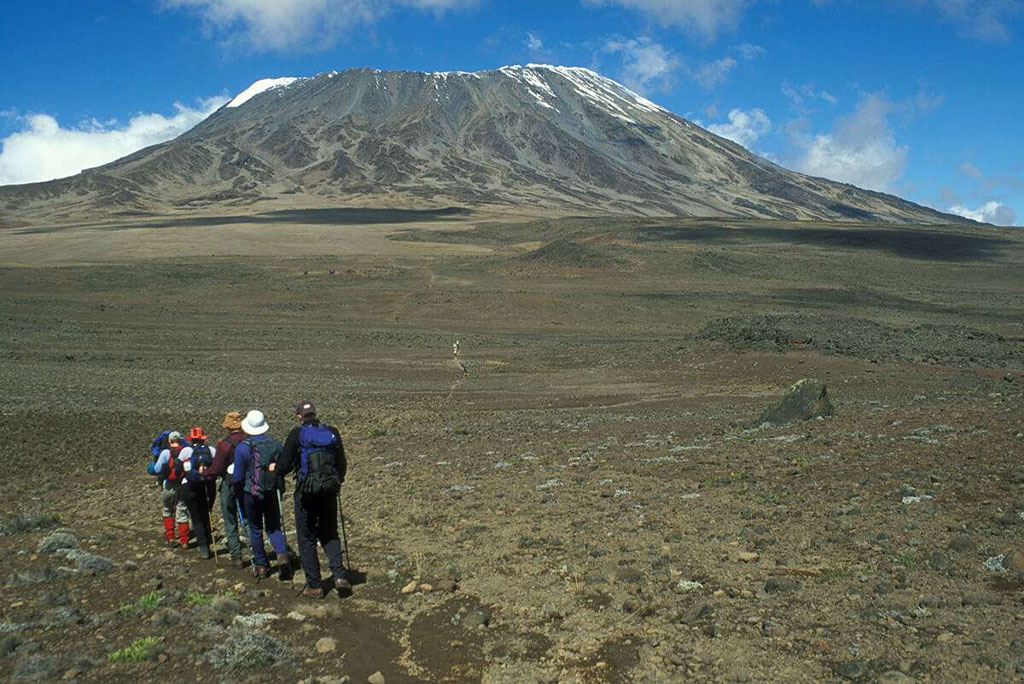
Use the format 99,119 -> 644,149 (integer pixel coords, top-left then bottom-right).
278,400 -> 351,599
232,410 -> 291,580
152,431 -> 191,549
208,411 -> 248,567
178,427 -> 217,559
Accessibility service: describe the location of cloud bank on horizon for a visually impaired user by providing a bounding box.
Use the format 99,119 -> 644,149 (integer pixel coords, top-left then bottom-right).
0,98 -> 228,187
0,0 -> 1020,225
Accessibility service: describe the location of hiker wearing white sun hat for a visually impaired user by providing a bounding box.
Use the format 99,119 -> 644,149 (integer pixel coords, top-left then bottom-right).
232,410 -> 291,580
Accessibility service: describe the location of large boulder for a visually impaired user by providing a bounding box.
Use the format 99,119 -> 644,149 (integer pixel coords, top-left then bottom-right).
758,378 -> 834,425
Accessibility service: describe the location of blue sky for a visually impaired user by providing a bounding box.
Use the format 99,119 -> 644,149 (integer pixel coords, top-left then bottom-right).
1,0 -> 1021,225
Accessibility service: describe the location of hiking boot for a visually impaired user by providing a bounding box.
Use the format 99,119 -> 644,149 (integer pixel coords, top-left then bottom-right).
333,576 -> 353,598
198,545 -> 212,560
302,586 -> 326,599
255,565 -> 269,580
180,542 -> 190,550
231,555 -> 246,569
278,556 -> 293,582
166,539 -> 178,548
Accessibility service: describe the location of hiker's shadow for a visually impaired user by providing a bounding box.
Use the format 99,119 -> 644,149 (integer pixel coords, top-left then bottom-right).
347,568 -> 368,586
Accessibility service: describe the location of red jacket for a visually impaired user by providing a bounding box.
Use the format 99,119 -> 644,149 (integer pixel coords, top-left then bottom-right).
208,430 -> 246,479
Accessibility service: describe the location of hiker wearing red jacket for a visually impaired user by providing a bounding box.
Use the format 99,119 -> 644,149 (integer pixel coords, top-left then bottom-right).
208,411 -> 248,567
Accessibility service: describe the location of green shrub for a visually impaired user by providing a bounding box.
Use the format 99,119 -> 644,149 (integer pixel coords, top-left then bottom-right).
108,636 -> 162,663
118,591 -> 164,614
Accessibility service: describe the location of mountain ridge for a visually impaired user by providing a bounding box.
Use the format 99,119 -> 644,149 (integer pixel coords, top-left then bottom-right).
0,65 -> 971,226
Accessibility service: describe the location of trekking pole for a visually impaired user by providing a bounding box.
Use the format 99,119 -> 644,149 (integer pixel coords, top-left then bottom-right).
337,490 -> 352,571
236,498 -> 257,581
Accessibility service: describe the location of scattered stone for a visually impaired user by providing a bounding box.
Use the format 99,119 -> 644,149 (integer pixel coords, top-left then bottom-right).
764,577 -> 801,594
837,661 -> 868,680
680,601 -> 712,625
368,672 -> 386,684
878,671 -> 915,683
902,495 -> 934,505
233,613 -> 279,628
287,611 -> 307,622
927,550 -> 951,572
462,608 -> 491,630
315,637 -> 337,654
736,551 -> 759,563
757,378 -> 834,425
418,583 -> 433,593
936,632 -> 954,644
1004,550 -> 1024,573
400,580 -> 417,594
614,568 -> 644,584
435,579 -> 457,593
676,580 -> 704,593
984,555 -> 1007,573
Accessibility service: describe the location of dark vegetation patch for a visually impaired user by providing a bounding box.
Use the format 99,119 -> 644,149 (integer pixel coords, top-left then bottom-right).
636,224 -> 1012,262
0,511 -> 60,536
16,207 -> 472,234
702,313 -> 1024,368
520,239 -> 621,268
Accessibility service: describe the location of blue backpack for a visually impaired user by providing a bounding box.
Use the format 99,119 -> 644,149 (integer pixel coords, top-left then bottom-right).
147,430 -> 189,476
297,423 -> 342,495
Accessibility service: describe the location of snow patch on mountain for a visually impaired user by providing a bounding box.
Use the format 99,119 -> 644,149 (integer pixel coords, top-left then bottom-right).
227,77 -> 302,108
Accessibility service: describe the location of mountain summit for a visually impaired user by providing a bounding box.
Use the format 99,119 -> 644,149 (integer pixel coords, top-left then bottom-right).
0,65 -> 965,224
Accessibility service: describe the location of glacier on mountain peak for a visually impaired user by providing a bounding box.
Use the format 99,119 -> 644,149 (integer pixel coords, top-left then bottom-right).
227,77 -> 303,108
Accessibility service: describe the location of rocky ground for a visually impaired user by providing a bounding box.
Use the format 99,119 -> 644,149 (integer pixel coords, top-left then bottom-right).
1,216 -> 1022,682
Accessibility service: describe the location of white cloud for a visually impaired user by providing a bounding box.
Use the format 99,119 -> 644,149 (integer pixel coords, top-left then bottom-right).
0,97 -> 227,186
525,32 -> 544,51
910,0 -> 1022,41
164,0 -> 476,52
603,38 -> 680,93
959,161 -> 984,179
793,93 -> 908,192
948,201 -> 1017,225
733,42 -> 766,60
782,82 -> 838,113
707,108 -> 772,149
691,57 -> 737,89
584,0 -> 749,40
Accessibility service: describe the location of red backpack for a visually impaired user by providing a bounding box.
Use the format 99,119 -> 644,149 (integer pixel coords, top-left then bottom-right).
163,444 -> 184,484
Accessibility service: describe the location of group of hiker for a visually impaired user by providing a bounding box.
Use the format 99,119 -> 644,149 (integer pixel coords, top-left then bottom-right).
149,401 -> 352,599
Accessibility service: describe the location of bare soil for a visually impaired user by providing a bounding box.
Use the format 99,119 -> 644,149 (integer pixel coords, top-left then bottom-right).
1,215 -> 1022,683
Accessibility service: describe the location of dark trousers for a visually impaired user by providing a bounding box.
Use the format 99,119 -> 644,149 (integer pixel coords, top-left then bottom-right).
219,478 -> 245,558
294,491 -> 345,588
181,482 -> 214,548
244,492 -> 287,568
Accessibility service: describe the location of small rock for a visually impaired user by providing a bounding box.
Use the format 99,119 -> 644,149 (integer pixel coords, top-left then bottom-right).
928,550 -> 951,572
680,601 -> 712,625
368,672 -> 386,684
936,632 -> 955,644
837,661 -> 868,680
287,611 -> 306,621
614,567 -> 644,584
400,580 -> 417,594
764,577 -> 801,594
878,671 -> 915,683
435,579 -> 457,593
1002,550 -> 1024,573
757,378 -> 834,425
316,637 -> 337,654
418,583 -> 433,593
233,612 -> 279,628
736,551 -> 759,563
462,608 -> 491,629
62,669 -> 81,680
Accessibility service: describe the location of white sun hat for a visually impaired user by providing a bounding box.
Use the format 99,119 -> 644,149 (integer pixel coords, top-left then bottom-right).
242,409 -> 270,435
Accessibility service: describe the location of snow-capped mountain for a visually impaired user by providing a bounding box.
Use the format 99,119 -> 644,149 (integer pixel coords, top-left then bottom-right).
0,65 -> 966,224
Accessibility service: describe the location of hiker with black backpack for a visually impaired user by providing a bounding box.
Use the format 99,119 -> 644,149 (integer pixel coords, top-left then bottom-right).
152,431 -> 191,548
208,411 -> 248,567
178,427 -> 217,559
232,410 -> 291,580
278,401 -> 351,599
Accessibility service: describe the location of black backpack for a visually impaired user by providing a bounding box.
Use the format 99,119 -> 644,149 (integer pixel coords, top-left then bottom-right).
245,438 -> 282,499
297,423 -> 342,495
